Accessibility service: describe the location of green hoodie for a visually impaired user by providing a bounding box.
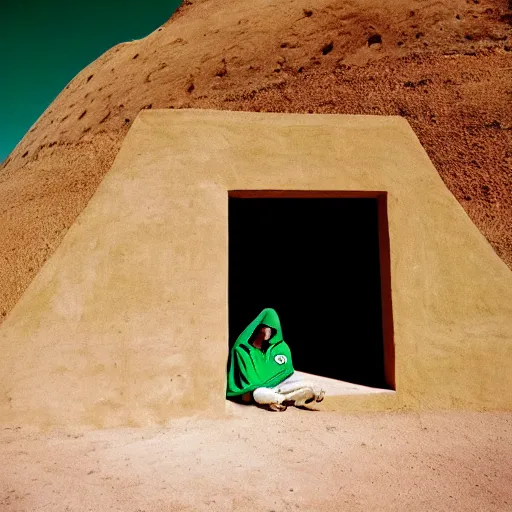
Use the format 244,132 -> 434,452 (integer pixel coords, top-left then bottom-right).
226,308 -> 295,397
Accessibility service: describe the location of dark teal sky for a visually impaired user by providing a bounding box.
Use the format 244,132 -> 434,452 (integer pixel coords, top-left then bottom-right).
1,0 -> 182,162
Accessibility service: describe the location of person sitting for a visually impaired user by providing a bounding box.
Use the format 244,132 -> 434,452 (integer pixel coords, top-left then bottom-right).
226,308 -> 325,411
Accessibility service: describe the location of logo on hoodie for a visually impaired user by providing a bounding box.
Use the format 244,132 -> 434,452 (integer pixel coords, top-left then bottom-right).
274,355 -> 287,365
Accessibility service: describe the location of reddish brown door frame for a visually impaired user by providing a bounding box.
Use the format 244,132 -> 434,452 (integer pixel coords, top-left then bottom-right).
229,190 -> 395,390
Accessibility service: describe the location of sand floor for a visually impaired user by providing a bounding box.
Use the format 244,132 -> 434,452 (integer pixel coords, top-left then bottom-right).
1,407 -> 511,512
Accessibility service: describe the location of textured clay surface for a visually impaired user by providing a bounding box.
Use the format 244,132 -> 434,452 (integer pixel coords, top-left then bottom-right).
2,110 -> 511,426
1,0 -> 511,323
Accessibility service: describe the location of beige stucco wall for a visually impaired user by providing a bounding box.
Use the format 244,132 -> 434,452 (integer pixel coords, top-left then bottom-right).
1,109 -> 511,428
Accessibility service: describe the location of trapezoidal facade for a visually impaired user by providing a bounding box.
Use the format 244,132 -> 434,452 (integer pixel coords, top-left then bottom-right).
0,110 -> 511,428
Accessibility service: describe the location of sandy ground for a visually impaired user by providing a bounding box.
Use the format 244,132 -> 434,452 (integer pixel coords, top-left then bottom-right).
1,407 -> 511,512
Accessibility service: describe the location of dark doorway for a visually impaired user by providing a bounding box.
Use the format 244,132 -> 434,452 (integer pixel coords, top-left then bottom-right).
228,191 -> 394,390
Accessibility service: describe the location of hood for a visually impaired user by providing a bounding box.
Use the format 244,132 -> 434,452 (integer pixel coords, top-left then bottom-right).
226,307 -> 294,397
232,307 -> 283,350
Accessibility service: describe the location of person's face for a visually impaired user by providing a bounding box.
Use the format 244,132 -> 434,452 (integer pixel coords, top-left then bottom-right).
261,326 -> 272,341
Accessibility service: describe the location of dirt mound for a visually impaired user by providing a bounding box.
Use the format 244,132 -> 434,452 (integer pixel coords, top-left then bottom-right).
1,0 -> 511,322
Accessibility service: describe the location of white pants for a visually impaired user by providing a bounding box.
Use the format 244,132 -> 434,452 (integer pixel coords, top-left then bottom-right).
252,372 -> 324,406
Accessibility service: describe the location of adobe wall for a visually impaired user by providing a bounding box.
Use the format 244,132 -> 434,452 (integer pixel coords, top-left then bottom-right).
1,110 -> 511,427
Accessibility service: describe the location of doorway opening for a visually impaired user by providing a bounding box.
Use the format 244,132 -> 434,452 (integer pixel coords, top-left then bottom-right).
228,191 -> 395,391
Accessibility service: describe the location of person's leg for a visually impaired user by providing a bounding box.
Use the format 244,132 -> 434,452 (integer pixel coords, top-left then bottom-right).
252,387 -> 287,411
274,373 -> 325,404
252,373 -> 326,411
